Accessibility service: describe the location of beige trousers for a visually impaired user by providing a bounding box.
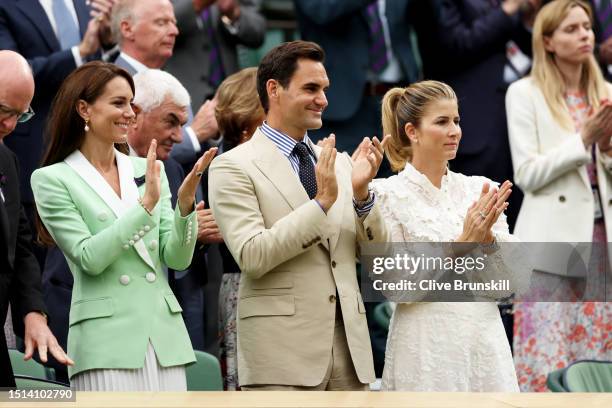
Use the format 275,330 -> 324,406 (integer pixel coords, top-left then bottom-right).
242,319 -> 368,391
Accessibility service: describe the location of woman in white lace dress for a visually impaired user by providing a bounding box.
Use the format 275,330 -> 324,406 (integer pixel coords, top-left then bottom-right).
370,80 -> 520,391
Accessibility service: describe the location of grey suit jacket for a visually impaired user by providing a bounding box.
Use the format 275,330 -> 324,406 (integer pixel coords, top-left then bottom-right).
165,0 -> 265,111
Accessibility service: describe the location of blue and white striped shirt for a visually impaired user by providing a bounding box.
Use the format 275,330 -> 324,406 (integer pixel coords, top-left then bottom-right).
260,122 -> 375,217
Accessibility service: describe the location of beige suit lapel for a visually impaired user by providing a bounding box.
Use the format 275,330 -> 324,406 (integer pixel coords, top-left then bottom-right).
252,130 -> 310,209
251,130 -> 337,252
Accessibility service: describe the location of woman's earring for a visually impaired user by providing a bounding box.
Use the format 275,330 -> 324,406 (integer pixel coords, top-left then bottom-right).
84,119 -> 90,132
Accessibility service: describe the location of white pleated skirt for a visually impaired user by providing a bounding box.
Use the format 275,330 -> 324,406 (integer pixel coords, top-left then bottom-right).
70,342 -> 187,391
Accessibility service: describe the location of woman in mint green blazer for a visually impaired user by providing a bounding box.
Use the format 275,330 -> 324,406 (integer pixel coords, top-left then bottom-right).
31,62 -> 217,391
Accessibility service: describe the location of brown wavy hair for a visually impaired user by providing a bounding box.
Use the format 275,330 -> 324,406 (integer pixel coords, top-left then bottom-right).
37,61 -> 134,246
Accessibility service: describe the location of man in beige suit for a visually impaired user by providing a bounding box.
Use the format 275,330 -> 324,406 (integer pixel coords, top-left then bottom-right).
208,41 -> 389,390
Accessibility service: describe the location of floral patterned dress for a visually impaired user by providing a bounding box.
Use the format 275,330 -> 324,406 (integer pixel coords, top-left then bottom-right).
513,91 -> 612,392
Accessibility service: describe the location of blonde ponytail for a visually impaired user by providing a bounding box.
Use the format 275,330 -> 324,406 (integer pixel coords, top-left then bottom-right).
382,88 -> 412,172
381,80 -> 457,172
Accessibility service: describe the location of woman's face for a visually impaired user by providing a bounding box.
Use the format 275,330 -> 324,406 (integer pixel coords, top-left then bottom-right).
408,98 -> 461,162
545,6 -> 594,65
82,76 -> 135,145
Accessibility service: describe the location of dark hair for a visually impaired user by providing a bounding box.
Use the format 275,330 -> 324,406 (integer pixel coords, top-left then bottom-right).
256,40 -> 325,113
37,61 -> 134,246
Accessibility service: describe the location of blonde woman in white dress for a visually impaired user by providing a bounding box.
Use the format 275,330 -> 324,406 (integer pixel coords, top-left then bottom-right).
371,80 -> 522,391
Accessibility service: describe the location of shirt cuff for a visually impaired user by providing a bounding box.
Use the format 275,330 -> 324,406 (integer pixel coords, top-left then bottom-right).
353,190 -> 376,217
185,126 -> 202,153
71,46 -> 83,67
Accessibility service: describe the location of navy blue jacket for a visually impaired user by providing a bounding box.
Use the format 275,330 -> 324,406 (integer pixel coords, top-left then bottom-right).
294,0 -> 420,122
0,0 -> 92,203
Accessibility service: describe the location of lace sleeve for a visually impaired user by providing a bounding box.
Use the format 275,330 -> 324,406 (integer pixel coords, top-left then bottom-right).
370,179 -> 450,303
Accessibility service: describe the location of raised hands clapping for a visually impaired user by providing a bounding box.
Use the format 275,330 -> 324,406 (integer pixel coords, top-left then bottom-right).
141,140 -> 217,216
457,181 -> 512,244
351,135 -> 390,200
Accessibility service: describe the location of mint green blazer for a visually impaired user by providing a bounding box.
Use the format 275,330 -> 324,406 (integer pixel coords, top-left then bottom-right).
31,150 -> 197,378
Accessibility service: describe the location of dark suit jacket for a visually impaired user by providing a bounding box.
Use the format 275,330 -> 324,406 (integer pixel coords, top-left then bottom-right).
0,0 -> 91,203
166,0 -> 265,111
294,0 -> 420,122
413,0 -> 531,167
0,143 -> 47,387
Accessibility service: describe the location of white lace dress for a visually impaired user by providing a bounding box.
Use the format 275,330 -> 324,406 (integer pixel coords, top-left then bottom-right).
371,163 -> 520,392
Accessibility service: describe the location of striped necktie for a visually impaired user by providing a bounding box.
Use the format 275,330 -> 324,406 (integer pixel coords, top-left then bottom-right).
365,1 -> 389,74
201,7 -> 225,88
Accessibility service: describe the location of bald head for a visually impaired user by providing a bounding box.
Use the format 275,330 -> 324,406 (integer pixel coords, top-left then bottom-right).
0,50 -> 35,139
0,51 -> 34,95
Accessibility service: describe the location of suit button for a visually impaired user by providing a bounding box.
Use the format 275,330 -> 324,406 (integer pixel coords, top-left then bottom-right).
139,230 -> 145,236
329,294 -> 336,303
129,240 -> 135,246
144,225 -> 151,232
123,244 -> 130,250
331,260 -> 337,268
119,275 -> 130,285
149,239 -> 158,251
145,272 -> 156,283
559,195 -> 566,203
98,211 -> 109,222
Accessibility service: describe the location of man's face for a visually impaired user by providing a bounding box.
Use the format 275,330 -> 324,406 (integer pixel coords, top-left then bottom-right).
275,59 -> 329,135
0,81 -> 33,139
130,0 -> 178,68
131,96 -> 187,160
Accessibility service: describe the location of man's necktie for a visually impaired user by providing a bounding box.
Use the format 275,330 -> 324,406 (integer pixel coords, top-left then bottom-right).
595,0 -> 612,40
201,7 -> 226,89
52,0 -> 81,50
293,142 -> 317,199
365,1 -> 389,74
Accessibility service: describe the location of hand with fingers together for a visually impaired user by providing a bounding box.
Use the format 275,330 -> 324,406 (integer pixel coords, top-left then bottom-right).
351,135 -> 390,201
23,312 -> 74,367
581,99 -> 612,153
177,147 -> 218,216
196,200 -> 224,243
314,134 -> 338,213
457,181 -> 512,244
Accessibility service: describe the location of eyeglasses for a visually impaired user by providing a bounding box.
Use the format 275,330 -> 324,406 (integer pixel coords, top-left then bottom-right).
0,104 -> 35,123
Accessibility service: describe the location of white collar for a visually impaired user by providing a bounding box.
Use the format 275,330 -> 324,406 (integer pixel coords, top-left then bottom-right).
64,149 -> 155,270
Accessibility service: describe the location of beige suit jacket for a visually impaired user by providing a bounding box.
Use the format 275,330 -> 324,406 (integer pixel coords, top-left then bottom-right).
209,129 -> 389,387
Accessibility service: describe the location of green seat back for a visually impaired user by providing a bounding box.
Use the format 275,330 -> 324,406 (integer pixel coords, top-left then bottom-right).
373,302 -> 393,331
547,368 -> 567,392
564,360 -> 612,392
14,375 -> 69,390
186,350 -> 223,391
9,349 -> 48,379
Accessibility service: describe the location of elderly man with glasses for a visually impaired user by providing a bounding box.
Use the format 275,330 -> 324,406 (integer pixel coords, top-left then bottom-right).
0,50 -> 72,388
